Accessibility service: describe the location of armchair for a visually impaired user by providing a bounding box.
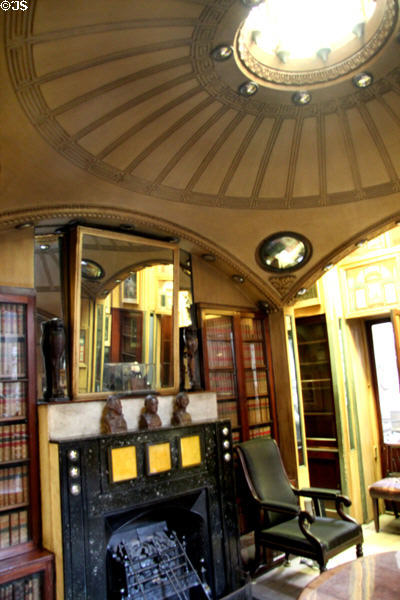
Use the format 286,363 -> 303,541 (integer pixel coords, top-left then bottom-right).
236,438 -> 363,573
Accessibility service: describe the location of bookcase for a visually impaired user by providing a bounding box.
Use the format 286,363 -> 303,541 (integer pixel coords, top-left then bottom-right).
198,306 -> 276,444
0,290 -> 54,599
295,314 -> 340,490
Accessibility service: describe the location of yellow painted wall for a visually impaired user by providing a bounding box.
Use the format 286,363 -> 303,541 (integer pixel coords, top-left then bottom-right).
191,255 -> 257,308
0,228 -> 34,288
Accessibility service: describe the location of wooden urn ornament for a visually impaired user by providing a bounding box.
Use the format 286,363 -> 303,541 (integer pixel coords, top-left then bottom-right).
41,317 -> 68,401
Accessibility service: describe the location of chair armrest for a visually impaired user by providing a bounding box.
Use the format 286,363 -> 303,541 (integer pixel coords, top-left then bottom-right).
296,487 -> 355,522
295,487 -> 341,501
259,500 -> 300,517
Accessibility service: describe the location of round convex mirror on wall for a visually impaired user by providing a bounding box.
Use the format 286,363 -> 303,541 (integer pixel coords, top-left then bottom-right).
257,231 -> 312,273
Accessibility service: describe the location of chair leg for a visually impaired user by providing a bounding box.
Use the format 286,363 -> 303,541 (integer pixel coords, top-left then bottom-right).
284,552 -> 291,566
356,543 -> 363,558
318,562 -> 327,574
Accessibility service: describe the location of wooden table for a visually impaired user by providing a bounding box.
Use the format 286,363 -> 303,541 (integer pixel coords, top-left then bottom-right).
298,552 -> 400,599
368,477 -> 400,532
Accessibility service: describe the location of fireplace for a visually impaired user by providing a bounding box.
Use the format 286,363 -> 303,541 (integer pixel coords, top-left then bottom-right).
46,420 -> 250,599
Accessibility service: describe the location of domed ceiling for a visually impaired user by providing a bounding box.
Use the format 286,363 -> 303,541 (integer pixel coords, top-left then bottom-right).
5,0 -> 400,209
2,0 -> 400,306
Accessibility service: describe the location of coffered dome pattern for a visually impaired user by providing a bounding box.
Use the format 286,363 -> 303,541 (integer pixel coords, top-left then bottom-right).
5,0 -> 400,210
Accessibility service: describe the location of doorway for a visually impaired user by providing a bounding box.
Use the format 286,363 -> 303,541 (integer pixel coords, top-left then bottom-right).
367,317 -> 400,476
295,315 -> 341,491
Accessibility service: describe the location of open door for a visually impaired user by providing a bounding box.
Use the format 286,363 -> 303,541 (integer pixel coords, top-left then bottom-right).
391,309 -> 400,389
368,314 -> 400,476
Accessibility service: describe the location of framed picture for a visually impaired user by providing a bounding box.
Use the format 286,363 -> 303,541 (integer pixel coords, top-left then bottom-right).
122,273 -> 138,304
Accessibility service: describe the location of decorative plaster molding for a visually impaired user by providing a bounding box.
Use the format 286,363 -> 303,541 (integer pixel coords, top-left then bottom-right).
269,275 -> 296,297
236,0 -> 397,87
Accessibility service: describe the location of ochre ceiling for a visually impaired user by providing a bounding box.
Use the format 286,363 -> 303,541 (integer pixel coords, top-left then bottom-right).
1,0 -> 400,308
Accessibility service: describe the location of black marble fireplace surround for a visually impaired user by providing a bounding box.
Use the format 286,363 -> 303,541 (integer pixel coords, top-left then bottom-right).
54,420 -> 251,599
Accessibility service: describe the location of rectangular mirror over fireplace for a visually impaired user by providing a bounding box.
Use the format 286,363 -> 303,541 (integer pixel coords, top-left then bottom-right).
62,226 -> 180,399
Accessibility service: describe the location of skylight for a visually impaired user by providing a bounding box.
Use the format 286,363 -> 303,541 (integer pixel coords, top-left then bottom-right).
245,0 -> 376,61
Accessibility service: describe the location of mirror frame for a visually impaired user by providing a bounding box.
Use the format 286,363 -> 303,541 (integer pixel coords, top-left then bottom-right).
67,226 -> 180,400
256,231 -> 312,273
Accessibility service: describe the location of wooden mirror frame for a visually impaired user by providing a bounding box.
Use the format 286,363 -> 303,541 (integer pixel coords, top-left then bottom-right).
63,226 -> 180,400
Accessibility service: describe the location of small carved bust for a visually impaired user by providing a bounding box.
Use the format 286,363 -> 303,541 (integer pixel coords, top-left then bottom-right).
139,394 -> 162,430
171,391 -> 192,426
101,395 -> 128,434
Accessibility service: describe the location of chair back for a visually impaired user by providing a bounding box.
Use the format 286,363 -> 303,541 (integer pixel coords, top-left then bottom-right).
237,438 -> 298,525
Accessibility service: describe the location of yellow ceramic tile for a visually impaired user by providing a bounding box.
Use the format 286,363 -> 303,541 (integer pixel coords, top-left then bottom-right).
180,435 -> 202,468
110,446 -> 137,482
147,442 -> 171,474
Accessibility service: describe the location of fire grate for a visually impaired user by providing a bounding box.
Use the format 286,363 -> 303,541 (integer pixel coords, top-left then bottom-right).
108,521 -> 213,600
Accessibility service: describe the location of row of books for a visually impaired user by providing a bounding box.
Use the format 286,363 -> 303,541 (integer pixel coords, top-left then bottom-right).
205,317 -> 232,340
0,424 -> 28,462
209,370 -> 235,397
0,574 -> 40,600
247,398 -> 270,425
0,465 -> 29,508
0,509 -> 28,549
206,340 -> 233,369
217,401 -> 239,428
231,430 -> 241,444
0,382 -> 26,418
0,304 -> 25,337
0,340 -> 26,379
240,317 -> 262,341
242,342 -> 265,368
249,425 -> 271,439
244,370 -> 268,397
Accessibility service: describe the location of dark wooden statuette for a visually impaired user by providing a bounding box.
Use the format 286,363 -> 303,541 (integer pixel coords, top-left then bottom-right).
171,392 -> 192,426
101,395 -> 128,434
138,394 -> 162,430
41,317 -> 68,401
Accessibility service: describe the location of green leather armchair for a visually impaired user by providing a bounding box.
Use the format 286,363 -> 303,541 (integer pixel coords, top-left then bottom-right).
236,437 -> 363,573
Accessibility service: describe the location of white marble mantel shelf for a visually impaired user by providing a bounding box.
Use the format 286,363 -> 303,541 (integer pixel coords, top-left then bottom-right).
38,392 -> 218,441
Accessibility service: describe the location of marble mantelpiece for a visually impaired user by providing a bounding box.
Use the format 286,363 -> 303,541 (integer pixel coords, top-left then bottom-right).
38,391 -> 218,440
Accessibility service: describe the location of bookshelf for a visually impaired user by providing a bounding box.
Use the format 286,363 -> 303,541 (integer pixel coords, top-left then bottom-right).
0,291 -> 54,599
110,308 -> 143,364
199,306 -> 276,444
295,315 -> 341,490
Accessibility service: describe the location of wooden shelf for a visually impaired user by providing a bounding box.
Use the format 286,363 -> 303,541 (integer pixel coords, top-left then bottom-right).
0,417 -> 27,424
300,360 -> 329,366
298,339 -> 327,345
0,291 -> 54,596
301,378 -> 332,383
0,549 -> 54,599
0,458 -> 29,467
0,502 -> 29,514
217,396 -> 238,403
